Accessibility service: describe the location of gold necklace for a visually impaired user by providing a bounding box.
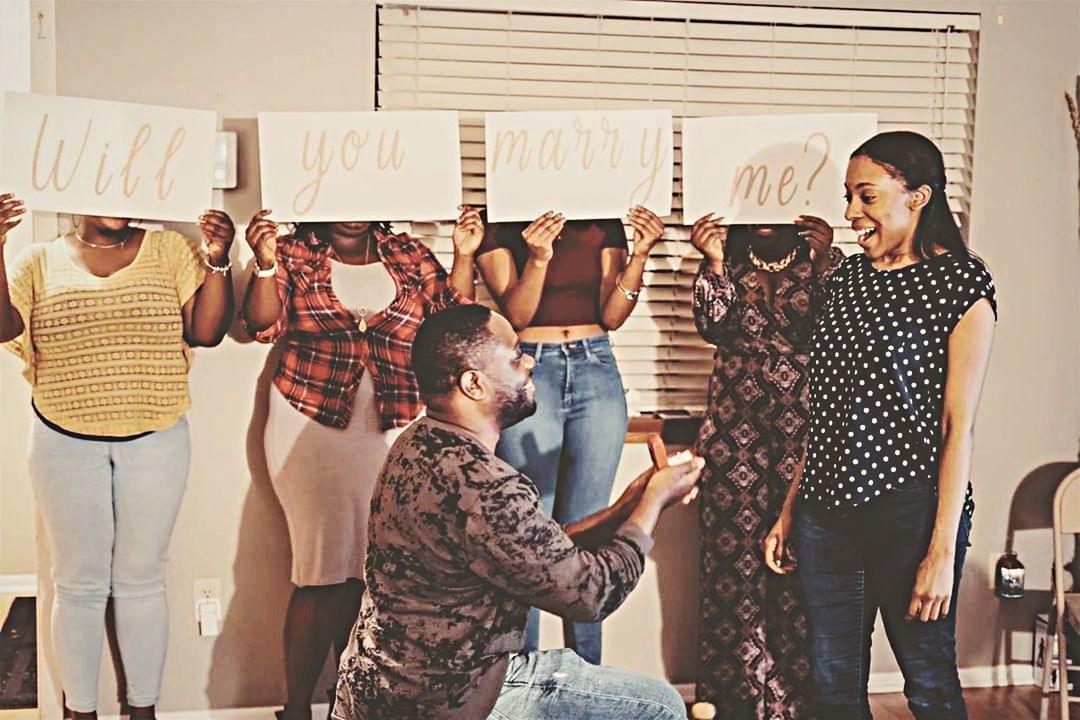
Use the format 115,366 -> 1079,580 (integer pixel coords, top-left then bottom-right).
748,245 -> 798,273
356,234 -> 377,333
73,227 -> 129,249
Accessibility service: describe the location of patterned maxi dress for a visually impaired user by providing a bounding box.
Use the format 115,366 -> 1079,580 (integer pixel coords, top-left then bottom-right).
692,246 -> 843,719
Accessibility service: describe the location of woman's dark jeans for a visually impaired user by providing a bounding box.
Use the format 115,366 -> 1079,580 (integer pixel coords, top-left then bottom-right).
794,486 -> 971,720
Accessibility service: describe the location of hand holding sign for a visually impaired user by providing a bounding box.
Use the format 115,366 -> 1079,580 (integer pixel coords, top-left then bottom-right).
198,210 -> 236,266
627,205 -> 665,257
521,211 -> 566,266
794,214 -> 835,271
0,194 -> 27,245
452,205 -> 484,258
690,213 -> 728,274
245,209 -> 278,270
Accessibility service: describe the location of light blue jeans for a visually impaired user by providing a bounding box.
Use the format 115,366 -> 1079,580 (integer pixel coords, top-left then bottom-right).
28,415 -> 190,712
489,649 -> 685,720
494,335 -> 629,664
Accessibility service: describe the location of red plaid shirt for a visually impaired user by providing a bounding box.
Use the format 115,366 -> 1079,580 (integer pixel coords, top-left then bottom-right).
255,230 -> 467,430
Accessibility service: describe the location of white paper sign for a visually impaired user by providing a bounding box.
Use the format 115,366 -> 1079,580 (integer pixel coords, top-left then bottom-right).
682,112 -> 878,226
1,92 -> 216,222
258,111 -> 462,222
484,109 -> 673,222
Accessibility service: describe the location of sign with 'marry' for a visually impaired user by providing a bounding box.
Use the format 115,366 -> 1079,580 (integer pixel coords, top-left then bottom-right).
484,109 -> 673,223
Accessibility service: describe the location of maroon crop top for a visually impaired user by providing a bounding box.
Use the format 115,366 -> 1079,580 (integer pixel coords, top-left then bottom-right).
477,219 -> 629,327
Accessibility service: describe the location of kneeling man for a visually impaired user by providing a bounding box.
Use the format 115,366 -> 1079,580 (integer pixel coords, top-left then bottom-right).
334,304 -> 702,720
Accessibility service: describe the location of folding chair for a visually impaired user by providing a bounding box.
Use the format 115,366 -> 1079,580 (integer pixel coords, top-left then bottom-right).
1040,467 -> 1080,720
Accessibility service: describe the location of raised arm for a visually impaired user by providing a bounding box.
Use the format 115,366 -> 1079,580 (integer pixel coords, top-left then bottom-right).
598,207 -> 665,331
690,213 -> 742,343
0,194 -> 27,344
465,458 -> 702,623
475,213 -> 564,331
240,210 -> 288,338
182,210 -> 236,347
448,204 -> 482,301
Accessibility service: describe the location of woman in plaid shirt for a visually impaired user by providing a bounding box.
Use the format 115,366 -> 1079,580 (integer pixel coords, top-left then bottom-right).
240,207 -> 482,720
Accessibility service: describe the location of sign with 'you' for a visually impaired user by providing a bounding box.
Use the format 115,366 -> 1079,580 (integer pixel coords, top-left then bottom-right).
258,110 -> 463,222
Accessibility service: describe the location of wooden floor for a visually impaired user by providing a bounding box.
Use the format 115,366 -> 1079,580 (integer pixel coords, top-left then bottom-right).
0,688 -> 1074,720
869,686 -> 1078,719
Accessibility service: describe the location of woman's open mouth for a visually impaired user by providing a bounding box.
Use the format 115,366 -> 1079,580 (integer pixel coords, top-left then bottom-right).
855,226 -> 877,246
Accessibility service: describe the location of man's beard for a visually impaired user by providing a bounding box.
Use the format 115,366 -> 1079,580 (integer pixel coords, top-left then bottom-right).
495,383 -> 536,430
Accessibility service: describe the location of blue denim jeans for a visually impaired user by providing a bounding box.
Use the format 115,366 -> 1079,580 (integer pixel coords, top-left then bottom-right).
489,649 -> 685,719
794,485 -> 971,720
28,415 -> 191,712
494,335 -> 629,664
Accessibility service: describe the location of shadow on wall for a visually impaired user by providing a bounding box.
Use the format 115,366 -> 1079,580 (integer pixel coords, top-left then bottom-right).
650,498 -> 700,685
204,341 -> 294,708
982,462 -> 1080,679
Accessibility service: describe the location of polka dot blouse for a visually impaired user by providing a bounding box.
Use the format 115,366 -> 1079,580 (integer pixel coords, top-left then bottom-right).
800,251 -> 997,513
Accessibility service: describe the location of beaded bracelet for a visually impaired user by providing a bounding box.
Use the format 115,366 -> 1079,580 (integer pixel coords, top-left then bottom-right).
204,256 -> 233,275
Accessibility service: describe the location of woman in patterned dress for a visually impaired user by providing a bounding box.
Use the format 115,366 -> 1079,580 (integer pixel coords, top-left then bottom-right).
691,215 -> 842,719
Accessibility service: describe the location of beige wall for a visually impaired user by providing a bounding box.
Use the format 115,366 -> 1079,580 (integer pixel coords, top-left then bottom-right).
0,0 -> 1077,713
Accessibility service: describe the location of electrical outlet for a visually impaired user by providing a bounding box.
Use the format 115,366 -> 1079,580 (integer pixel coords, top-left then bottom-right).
193,578 -> 221,617
193,577 -> 223,637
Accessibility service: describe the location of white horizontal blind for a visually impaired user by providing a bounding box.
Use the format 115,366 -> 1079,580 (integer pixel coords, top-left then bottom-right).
377,1 -> 980,415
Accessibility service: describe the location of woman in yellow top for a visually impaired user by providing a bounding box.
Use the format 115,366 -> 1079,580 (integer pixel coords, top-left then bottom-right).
0,193 -> 235,720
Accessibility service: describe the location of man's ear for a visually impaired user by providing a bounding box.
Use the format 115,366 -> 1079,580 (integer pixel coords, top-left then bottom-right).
457,369 -> 486,402
909,184 -> 932,211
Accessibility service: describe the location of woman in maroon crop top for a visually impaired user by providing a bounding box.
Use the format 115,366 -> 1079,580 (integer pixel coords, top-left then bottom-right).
475,205 -> 665,664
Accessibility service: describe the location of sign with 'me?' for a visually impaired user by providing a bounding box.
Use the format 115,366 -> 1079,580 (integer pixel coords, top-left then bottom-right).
682,112 -> 878,226
1,92 -> 217,222
484,109 -> 673,223
258,110 -> 463,222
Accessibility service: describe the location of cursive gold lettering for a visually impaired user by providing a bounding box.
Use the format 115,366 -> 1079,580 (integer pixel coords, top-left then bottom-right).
341,130 -> 369,170
538,129 -> 567,170
491,129 -> 532,172
777,165 -> 798,206
293,130 -> 334,216
155,127 -> 185,200
121,123 -> 152,198
376,129 -> 404,170
31,113 -> 91,192
573,119 -> 595,169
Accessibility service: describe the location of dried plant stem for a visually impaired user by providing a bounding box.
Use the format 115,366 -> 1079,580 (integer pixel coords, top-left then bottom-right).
1070,76 -> 1080,247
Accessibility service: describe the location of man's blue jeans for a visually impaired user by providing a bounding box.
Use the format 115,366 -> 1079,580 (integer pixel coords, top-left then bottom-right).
489,649 -> 685,720
794,485 -> 971,720
495,336 -> 629,664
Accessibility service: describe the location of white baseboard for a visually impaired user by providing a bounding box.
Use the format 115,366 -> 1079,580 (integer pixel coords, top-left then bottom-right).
0,573 -> 36,594
39,670 -> 1039,719
868,663 -> 1036,694
674,664 -> 1036,702
71,704 -> 329,720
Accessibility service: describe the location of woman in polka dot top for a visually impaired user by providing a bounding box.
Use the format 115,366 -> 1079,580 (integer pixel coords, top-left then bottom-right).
763,131 -> 997,720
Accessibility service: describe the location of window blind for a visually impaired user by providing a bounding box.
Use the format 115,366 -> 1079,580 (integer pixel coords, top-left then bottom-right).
376,1 -> 980,415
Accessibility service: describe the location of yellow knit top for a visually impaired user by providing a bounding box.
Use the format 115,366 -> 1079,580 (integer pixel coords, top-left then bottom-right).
4,230 -> 206,436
